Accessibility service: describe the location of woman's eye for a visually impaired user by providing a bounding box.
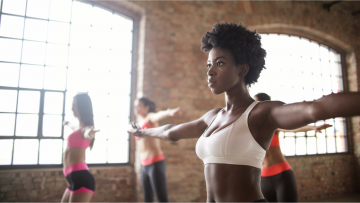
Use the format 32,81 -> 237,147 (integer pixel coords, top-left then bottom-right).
207,64 -> 211,68
217,62 -> 224,66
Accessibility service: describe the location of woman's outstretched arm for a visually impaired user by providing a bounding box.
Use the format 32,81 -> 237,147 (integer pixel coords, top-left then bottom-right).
278,124 -> 332,133
128,108 -> 221,141
269,92 -> 360,130
147,107 -> 182,123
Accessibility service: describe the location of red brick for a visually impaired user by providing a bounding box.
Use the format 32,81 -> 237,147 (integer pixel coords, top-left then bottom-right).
5,191 -> 16,198
23,183 -> 34,190
16,190 -> 27,197
12,185 -> 23,191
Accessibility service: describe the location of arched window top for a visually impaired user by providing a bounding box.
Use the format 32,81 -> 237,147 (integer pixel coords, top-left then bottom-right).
250,33 -> 347,156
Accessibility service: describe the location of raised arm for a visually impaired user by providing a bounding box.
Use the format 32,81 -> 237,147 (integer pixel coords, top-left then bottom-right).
147,107 -> 182,123
269,92 -> 360,130
128,108 -> 221,141
63,121 -> 79,131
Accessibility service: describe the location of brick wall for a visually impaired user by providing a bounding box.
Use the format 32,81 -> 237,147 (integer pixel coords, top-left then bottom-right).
1,1 -> 359,202
0,166 -> 135,202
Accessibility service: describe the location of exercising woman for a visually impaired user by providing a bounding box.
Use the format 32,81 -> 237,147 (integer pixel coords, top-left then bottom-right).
128,22 -> 360,202
134,97 -> 182,202
61,93 -> 99,203
254,93 -> 331,202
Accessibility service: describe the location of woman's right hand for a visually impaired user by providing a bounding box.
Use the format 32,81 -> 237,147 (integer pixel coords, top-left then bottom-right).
128,122 -> 142,138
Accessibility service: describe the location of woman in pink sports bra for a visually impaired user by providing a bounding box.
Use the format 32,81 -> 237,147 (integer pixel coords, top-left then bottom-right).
129,22 -> 360,202
133,97 -> 182,202
61,93 -> 99,203
254,93 -> 331,202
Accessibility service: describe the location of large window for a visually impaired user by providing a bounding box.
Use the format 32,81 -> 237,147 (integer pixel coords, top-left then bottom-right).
249,34 -> 347,156
0,0 -> 133,168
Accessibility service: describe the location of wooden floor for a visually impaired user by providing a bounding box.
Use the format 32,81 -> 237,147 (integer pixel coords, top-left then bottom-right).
305,193 -> 360,202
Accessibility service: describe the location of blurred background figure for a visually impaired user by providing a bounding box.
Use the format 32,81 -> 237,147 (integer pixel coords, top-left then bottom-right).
254,93 -> 331,202
133,97 -> 182,202
61,93 -> 99,203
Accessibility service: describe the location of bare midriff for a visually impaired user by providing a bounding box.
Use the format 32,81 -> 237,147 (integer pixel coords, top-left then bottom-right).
63,147 -> 86,169
262,146 -> 287,168
137,121 -> 163,161
205,164 -> 264,202
137,137 -> 163,160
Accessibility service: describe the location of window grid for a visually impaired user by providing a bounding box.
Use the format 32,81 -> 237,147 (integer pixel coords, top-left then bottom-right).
0,0 -> 133,169
251,34 -> 348,156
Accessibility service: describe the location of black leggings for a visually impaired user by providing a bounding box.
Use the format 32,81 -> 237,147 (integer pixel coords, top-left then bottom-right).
261,169 -> 298,202
141,160 -> 168,202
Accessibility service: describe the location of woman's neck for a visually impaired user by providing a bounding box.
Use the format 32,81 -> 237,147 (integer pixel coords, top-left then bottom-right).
224,82 -> 253,111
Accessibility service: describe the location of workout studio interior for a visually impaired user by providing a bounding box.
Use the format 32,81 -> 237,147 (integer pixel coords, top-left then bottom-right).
1,0 -> 360,202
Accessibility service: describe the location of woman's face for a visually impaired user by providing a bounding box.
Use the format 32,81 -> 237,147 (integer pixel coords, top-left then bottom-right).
207,47 -> 242,95
134,100 -> 149,117
72,98 -> 80,118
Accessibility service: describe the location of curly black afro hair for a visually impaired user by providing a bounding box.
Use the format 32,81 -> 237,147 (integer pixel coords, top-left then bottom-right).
201,22 -> 266,86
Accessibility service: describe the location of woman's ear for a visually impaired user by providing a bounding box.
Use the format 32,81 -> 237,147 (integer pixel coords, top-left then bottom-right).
239,64 -> 249,76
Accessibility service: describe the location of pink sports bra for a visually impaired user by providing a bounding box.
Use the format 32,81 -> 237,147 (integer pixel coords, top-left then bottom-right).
67,128 -> 91,149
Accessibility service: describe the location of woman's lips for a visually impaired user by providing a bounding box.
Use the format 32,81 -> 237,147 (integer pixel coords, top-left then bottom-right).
208,81 -> 216,87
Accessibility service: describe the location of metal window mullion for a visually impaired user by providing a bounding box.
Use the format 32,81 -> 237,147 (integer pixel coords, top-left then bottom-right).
294,132 -> 297,156
325,119 -> 328,154
0,36 -> 71,46
61,0 -> 74,165
37,90 -> 45,165
1,12 -> 72,24
334,118 -> 337,152
0,0 -> 3,23
11,0 -> 29,166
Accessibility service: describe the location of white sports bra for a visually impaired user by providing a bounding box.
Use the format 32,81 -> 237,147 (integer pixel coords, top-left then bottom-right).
195,101 -> 266,169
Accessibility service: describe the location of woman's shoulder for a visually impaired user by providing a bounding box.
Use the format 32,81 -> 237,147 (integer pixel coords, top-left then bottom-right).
201,108 -> 223,123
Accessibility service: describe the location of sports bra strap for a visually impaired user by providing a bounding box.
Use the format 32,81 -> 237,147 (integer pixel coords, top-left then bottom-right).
243,101 -> 259,115
202,109 -> 224,136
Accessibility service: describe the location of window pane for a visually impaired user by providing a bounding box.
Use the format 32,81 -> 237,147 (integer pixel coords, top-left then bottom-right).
108,138 -> 129,163
26,0 -> 50,19
0,15 -> 25,39
17,90 -> 40,113
2,0 -> 27,16
306,137 -> 317,155
49,0 -> 72,22
44,92 -> 64,114
0,89 -> 17,112
0,38 -> 22,63
19,64 -> 44,89
42,115 -> 62,137
13,139 -> 39,164
15,114 -> 38,136
71,1 -> 93,24
284,137 -> 295,156
43,66 -> 67,90
327,135 -> 336,153
0,114 -> 16,136
0,139 -> 13,165
317,134 -> 326,154
85,139 -> 106,164
0,63 -> 20,87
21,41 -> 46,65
296,137 -> 306,155
337,136 -> 347,152
23,18 -> 48,42
47,21 -> 70,44
45,44 -> 68,67
39,139 -> 62,164
334,118 -> 346,136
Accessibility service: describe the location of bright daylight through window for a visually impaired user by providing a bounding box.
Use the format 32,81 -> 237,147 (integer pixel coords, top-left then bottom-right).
0,0 -> 133,168
249,34 -> 347,156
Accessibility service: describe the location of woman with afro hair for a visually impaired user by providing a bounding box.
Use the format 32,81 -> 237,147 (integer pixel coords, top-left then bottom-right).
129,22 -> 360,202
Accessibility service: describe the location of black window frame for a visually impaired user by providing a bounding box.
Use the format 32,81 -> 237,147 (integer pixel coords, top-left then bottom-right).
0,0 -> 134,170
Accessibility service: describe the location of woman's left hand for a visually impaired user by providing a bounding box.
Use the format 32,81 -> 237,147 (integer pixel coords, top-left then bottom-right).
83,126 -> 100,140
315,124 -> 332,133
